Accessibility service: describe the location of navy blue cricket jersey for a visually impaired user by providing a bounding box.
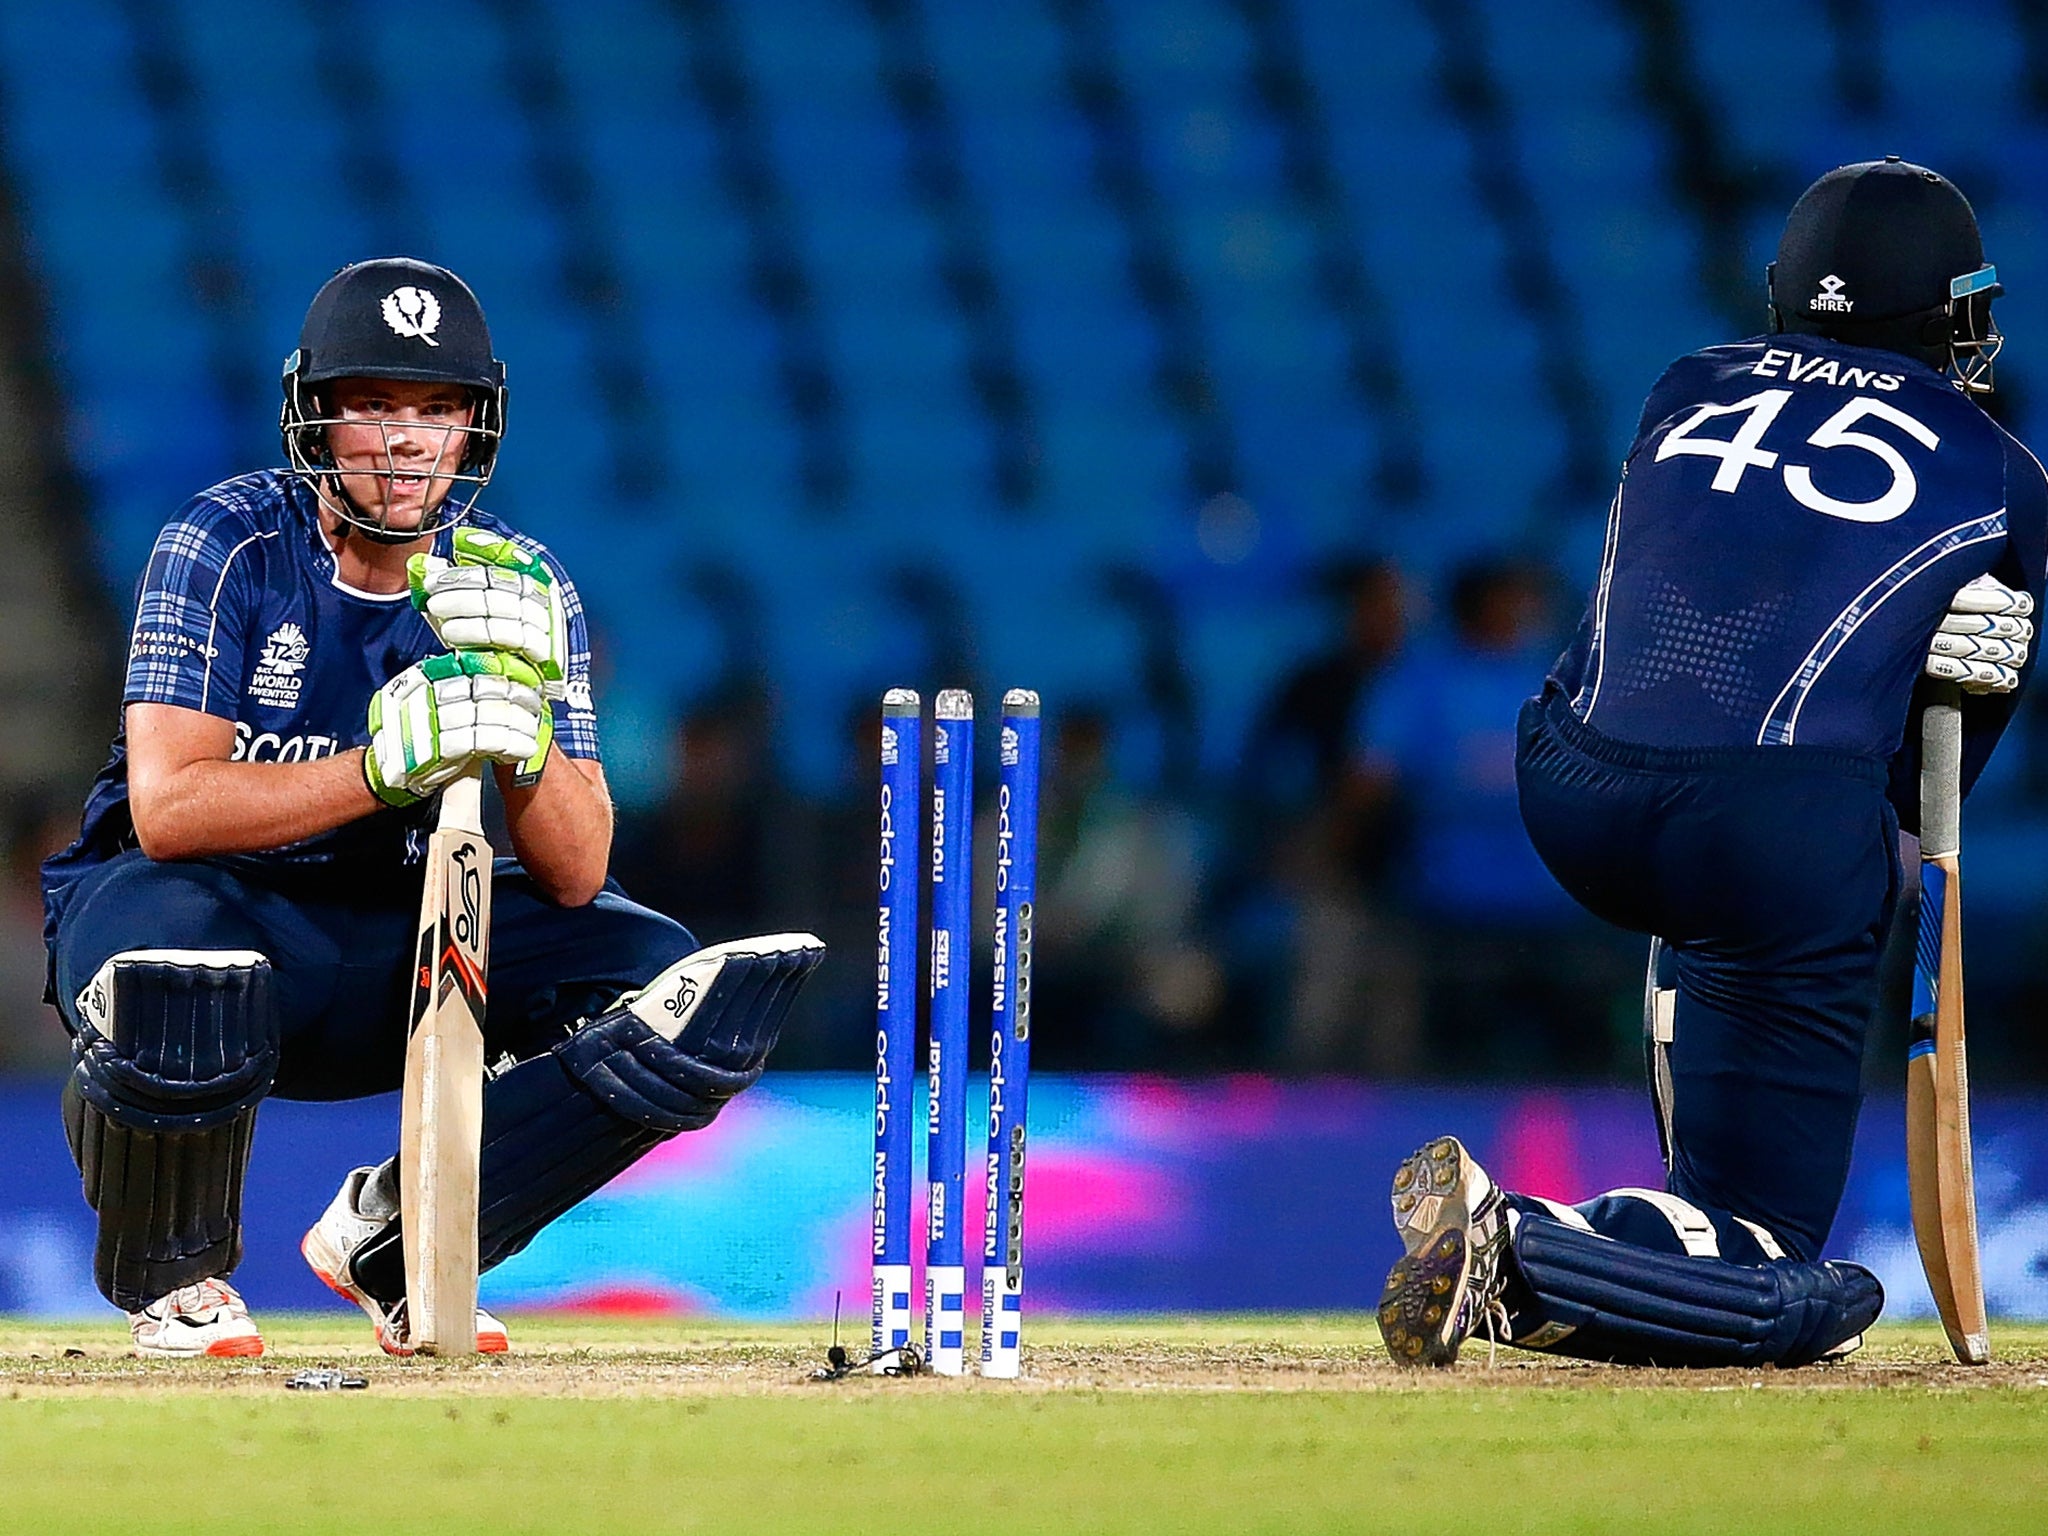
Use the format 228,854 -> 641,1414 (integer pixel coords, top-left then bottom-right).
1552,336 -> 2048,781
42,470 -> 601,941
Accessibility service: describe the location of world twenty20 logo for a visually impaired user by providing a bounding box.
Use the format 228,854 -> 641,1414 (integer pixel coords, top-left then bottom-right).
247,622 -> 311,710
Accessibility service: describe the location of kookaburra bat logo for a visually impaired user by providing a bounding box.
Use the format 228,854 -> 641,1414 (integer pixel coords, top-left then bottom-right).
430,842 -> 487,1009
452,844 -> 482,950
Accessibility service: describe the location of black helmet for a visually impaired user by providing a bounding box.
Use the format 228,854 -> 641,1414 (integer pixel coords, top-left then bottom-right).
280,257 -> 509,541
1767,158 -> 2001,393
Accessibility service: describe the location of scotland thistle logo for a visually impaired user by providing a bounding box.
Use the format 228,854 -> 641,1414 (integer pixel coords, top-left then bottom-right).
381,285 -> 442,345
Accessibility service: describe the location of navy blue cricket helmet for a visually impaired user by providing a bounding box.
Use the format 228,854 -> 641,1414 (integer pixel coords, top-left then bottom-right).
1768,158 -> 2002,394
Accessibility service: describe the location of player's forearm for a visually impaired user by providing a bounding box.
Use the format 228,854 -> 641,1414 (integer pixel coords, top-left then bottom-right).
128,750 -> 381,860
497,748 -> 612,906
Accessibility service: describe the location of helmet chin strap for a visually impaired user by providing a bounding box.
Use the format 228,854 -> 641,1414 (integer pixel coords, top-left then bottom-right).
342,517 -> 441,549
313,477 -> 462,548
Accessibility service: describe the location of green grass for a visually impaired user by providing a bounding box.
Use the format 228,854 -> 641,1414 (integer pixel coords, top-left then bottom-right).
2,1319 -> 2045,1534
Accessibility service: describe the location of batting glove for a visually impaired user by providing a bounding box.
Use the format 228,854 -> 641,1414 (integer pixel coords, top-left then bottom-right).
364,651 -> 554,808
1926,574 -> 2034,694
407,528 -> 568,699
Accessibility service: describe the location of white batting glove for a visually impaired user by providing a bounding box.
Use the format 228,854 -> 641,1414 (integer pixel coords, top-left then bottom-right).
408,528 -> 568,699
363,651 -> 554,808
1926,574 -> 2034,694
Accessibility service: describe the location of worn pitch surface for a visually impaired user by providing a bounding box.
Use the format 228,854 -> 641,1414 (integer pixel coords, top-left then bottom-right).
1,1318 -> 2044,1533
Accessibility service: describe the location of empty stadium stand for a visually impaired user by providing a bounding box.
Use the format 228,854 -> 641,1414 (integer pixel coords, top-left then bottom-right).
2,0 -> 2044,792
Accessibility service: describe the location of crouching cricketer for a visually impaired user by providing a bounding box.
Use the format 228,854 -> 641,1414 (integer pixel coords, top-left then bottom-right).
41,257 -> 823,1356
1379,160 -> 2045,1368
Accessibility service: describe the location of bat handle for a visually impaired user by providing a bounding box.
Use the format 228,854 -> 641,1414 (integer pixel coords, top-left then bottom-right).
1919,687 -> 1962,862
439,765 -> 485,836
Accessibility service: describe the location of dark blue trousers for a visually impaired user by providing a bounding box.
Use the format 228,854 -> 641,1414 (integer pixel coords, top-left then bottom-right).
50,851 -> 696,1100
1516,687 -> 1901,1260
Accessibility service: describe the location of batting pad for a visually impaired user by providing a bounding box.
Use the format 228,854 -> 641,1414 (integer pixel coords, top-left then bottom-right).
1503,1206 -> 1883,1368
62,950 -> 276,1309
347,934 -> 826,1306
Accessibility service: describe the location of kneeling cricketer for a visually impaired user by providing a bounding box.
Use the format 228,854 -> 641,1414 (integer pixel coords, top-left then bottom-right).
1377,160 -> 2044,1370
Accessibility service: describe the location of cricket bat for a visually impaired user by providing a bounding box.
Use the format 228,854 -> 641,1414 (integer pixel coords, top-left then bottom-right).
1905,687 -> 1989,1365
399,764 -> 490,1355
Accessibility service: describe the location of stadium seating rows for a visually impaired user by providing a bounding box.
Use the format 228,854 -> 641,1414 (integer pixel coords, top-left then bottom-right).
1,0 -> 2042,791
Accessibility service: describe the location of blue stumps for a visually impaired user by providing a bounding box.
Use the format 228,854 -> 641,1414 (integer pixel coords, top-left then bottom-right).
980,689 -> 1040,1377
871,689 -> 922,1370
872,684 -> 1040,1379
924,689 -> 974,1374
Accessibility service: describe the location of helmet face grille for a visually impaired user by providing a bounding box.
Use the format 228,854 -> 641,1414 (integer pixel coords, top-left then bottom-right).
1948,269 -> 2003,395
279,365 -> 507,542
280,257 -> 509,540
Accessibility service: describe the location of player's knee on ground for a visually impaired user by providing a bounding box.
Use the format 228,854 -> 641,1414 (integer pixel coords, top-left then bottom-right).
1501,1196 -> 1882,1367
346,935 -> 825,1304
63,949 -> 279,1309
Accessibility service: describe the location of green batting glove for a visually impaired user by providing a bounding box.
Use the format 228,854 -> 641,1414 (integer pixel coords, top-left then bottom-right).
452,647 -> 554,786
451,527 -> 549,582
406,528 -> 569,698
364,651 -> 553,808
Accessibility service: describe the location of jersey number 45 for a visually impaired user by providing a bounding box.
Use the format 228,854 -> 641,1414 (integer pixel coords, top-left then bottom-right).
1657,390 -> 1938,524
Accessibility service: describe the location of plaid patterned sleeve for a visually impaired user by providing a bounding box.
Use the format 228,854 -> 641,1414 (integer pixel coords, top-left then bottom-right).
510,532 -> 602,761
123,505 -> 273,717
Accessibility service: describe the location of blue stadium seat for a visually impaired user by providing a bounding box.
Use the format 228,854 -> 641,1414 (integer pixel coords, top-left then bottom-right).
551,7 -> 788,532
1010,297 -> 1158,399
732,2 -> 984,521
1033,399 -> 1186,543
1480,0 -> 1639,115
923,3 -> 1071,107
964,544 -> 1153,706
731,0 -> 882,106
1682,0 -> 1848,171
1294,1 -> 1560,540
1108,0 -> 1256,101
840,398 -> 990,525
1869,0 -> 2023,163
541,0 -> 690,95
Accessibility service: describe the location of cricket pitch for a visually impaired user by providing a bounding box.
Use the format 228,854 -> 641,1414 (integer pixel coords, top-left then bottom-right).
1,1317 -> 2044,1534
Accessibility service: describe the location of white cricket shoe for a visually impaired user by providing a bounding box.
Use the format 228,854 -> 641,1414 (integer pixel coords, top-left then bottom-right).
372,1296 -> 511,1358
129,1278 -> 264,1359
1379,1136 -> 1512,1368
301,1163 -> 509,1357
1389,1133 -> 1506,1257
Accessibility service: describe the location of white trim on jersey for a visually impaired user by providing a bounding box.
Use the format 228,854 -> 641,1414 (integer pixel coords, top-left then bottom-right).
1757,511 -> 2008,746
327,571 -> 412,603
1572,482 -> 1627,721
196,529 -> 281,715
